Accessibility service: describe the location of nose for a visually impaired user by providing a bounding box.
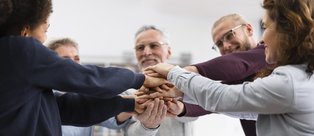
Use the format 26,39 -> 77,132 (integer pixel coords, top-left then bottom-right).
143,46 -> 152,55
221,41 -> 232,54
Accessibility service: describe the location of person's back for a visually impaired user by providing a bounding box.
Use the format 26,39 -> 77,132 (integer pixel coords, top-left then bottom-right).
0,36 -> 63,135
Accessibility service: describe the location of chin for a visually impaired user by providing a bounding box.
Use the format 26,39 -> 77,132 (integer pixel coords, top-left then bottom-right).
266,58 -> 276,65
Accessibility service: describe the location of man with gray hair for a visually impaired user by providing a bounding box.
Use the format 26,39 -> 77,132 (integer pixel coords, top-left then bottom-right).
114,25 -> 196,136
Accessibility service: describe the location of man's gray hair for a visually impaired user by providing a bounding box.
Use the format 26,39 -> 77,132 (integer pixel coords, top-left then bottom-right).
134,25 -> 169,44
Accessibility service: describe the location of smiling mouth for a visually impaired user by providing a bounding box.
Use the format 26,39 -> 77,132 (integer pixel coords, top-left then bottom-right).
142,59 -> 156,63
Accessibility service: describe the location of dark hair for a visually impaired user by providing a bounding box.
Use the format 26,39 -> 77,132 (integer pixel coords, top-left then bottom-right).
0,0 -> 52,37
263,0 -> 314,75
47,38 -> 79,51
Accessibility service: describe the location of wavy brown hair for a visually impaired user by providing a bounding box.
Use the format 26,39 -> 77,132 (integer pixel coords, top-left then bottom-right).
0,0 -> 52,37
263,0 -> 314,75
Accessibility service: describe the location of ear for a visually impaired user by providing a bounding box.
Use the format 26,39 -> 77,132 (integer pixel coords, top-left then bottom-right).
167,46 -> 172,59
244,24 -> 254,36
20,25 -> 31,37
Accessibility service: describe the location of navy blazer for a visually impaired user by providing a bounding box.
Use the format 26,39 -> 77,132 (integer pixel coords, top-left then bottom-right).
0,36 -> 145,136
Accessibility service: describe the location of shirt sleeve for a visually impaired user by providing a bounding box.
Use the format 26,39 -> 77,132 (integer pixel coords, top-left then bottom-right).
168,66 -> 294,114
124,120 -> 159,136
56,93 -> 135,126
11,37 -> 145,98
98,117 -> 132,129
193,45 -> 267,84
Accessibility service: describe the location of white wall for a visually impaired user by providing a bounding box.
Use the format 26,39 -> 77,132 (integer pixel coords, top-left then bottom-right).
47,0 -> 263,64
47,0 -> 263,135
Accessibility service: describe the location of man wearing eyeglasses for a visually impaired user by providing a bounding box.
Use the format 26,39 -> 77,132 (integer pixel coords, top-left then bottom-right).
211,13 -> 259,136
178,13 -> 268,136
212,14 -> 257,55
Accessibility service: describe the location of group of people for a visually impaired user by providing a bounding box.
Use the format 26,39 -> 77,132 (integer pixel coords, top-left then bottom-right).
0,0 -> 314,136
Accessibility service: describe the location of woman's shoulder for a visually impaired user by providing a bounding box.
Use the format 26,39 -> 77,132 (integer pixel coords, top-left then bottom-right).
0,36 -> 41,46
273,64 -> 308,78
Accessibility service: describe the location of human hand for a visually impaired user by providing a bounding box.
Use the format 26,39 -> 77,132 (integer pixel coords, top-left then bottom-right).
115,112 -> 134,124
149,84 -> 183,99
134,95 -> 152,114
184,65 -> 199,73
135,86 -> 156,104
143,75 -> 168,88
135,98 -> 167,129
144,63 -> 175,78
166,99 -> 185,116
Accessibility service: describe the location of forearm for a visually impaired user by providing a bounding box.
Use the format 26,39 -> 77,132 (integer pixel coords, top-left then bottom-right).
221,112 -> 258,120
184,65 -> 199,73
57,93 -> 134,126
116,112 -> 133,125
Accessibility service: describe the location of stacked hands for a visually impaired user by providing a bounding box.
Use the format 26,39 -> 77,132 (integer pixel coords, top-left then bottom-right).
127,63 -> 185,128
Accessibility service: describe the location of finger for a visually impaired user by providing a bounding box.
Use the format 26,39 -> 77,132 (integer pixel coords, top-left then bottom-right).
166,101 -> 175,113
135,91 -> 145,96
137,94 -> 153,100
146,73 -> 164,78
160,105 -> 168,119
150,98 -> 160,119
136,98 -> 149,104
138,102 -> 154,121
138,99 -> 153,108
143,69 -> 156,75
149,92 -> 163,98
138,86 -> 149,93
135,98 -> 153,113
160,84 -> 171,91
156,99 -> 166,120
172,98 -> 178,104
163,97 -> 173,102
165,82 -> 175,88
143,66 -> 154,72
152,86 -> 164,93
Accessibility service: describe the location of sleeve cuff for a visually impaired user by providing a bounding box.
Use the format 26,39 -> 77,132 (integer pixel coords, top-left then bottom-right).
140,123 -> 160,131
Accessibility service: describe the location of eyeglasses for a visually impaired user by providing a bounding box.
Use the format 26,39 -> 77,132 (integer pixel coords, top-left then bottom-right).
214,24 -> 246,48
135,41 -> 167,52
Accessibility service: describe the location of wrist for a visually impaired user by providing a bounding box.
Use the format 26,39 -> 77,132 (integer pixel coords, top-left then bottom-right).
142,123 -> 160,129
115,113 -> 132,125
177,102 -> 187,117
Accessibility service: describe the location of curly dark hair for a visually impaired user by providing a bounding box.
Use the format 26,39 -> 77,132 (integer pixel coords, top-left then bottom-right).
0,0 -> 52,37
263,0 -> 314,75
